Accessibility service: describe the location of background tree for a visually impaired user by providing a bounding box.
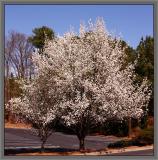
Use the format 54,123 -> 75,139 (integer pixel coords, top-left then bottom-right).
135,36 -> 154,117
119,37 -> 154,130
119,40 -> 137,69
118,37 -> 154,133
5,35 -> 14,105
28,26 -> 55,54
121,36 -> 154,117
118,40 -> 137,137
5,31 -> 34,79
34,18 -> 151,151
5,31 -> 34,121
5,73 -> 22,121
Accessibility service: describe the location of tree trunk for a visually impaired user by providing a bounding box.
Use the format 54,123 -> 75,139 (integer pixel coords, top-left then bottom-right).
128,117 -> 132,138
79,137 -> 85,151
40,141 -> 45,153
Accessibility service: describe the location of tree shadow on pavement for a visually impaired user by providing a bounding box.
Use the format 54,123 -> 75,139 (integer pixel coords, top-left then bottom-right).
4,147 -> 78,156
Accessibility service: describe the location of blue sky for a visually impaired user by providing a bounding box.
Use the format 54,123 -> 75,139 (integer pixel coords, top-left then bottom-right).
5,4 -> 153,48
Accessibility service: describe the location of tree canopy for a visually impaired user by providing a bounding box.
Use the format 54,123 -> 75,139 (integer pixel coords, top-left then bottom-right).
28,26 -> 55,53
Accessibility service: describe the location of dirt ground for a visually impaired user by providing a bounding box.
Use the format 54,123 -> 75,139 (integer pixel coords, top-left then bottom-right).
5,122 -> 31,129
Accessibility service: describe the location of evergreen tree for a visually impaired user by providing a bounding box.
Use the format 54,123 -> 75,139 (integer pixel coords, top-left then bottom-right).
135,36 -> 154,116
29,26 -> 55,54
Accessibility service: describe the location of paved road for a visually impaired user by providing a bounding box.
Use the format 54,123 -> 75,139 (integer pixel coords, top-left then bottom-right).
5,128 -> 122,150
109,149 -> 154,156
5,128 -> 154,156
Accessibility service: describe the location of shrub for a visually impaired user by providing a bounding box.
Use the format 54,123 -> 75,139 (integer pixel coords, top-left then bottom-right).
108,127 -> 154,148
136,126 -> 154,145
108,140 -> 129,148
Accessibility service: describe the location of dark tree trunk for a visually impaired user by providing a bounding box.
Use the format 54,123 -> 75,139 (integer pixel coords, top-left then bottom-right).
128,117 -> 132,138
40,141 -> 45,153
77,135 -> 85,151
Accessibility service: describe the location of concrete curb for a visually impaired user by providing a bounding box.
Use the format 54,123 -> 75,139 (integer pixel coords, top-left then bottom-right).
85,145 -> 154,155
4,145 -> 153,156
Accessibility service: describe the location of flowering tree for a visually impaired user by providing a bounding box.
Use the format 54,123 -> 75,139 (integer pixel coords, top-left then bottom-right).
7,18 -> 151,151
6,72 -> 61,152
32,18 -> 151,151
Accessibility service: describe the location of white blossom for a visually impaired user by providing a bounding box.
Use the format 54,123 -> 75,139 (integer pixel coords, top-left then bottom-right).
32,18 -> 151,128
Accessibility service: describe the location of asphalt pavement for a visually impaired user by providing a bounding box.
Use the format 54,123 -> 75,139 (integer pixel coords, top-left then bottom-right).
4,128 -> 154,156
5,128 -> 121,150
